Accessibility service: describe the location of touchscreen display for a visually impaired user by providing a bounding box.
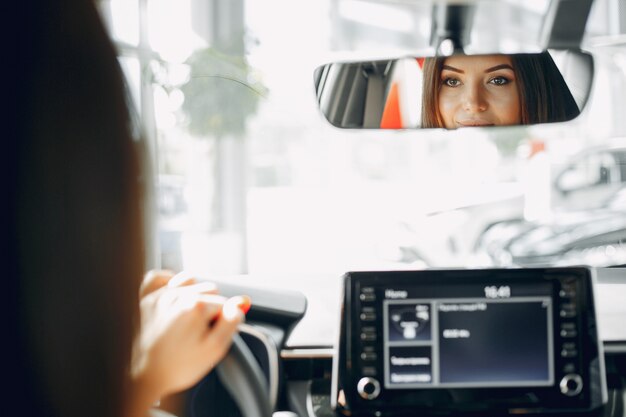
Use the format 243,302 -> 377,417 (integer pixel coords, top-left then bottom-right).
382,282 -> 554,389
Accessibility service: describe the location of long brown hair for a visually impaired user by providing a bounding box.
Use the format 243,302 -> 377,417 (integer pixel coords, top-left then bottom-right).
421,52 -> 580,128
11,0 -> 145,416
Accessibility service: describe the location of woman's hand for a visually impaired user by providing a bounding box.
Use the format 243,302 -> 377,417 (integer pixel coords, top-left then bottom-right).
129,270 -> 249,415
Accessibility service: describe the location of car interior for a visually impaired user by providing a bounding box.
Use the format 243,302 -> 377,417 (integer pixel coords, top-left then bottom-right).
95,0 -> 626,416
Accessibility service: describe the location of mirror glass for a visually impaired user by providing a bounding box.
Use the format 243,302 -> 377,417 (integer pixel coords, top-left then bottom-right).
314,50 -> 593,129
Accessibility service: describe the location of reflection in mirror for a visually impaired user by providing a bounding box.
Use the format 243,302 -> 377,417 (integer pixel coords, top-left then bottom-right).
314,50 -> 593,129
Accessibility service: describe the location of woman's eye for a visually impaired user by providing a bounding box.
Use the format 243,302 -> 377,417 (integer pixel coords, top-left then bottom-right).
489,76 -> 510,86
443,78 -> 461,87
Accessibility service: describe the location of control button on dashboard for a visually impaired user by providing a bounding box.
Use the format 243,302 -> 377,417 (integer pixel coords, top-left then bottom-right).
561,348 -> 578,358
362,366 -> 377,376
560,309 -> 576,318
360,310 -> 377,322
360,332 -> 377,342
563,363 -> 576,374
560,328 -> 578,338
360,288 -> 376,302
357,377 -> 381,400
560,374 -> 583,397
361,326 -> 377,342
361,352 -> 378,361
360,293 -> 376,302
559,289 -> 576,298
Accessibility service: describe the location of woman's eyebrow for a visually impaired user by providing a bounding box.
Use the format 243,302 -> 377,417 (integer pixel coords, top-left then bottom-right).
442,65 -> 463,74
484,64 -> 514,73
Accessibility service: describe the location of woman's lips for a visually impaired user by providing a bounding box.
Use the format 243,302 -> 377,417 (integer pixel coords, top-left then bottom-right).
456,119 -> 495,127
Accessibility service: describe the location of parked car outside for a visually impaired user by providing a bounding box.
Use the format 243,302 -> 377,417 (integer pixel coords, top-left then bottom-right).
552,142 -> 626,210
477,186 -> 626,267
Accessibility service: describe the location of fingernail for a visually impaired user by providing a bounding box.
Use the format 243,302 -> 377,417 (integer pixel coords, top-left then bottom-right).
222,299 -> 245,321
233,295 -> 251,314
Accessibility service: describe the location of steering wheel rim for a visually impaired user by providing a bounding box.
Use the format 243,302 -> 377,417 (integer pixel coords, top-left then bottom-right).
214,334 -> 273,417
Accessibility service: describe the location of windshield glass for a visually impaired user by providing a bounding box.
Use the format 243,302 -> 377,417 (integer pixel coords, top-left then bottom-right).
100,0 -> 626,347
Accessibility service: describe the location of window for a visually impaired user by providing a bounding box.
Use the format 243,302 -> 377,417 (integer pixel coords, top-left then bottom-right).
101,0 -> 626,346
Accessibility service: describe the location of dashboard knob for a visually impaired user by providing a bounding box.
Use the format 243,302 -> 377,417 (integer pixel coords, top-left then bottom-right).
560,373 -> 583,396
357,377 -> 381,400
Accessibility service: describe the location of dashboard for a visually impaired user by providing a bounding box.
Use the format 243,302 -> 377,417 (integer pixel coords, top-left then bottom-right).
185,267 -> 626,417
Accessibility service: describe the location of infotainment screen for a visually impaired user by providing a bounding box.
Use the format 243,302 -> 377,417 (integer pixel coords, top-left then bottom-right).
332,267 -> 607,416
383,283 -> 554,388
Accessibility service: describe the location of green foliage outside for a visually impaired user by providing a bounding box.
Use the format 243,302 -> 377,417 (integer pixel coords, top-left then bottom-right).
180,47 -> 268,139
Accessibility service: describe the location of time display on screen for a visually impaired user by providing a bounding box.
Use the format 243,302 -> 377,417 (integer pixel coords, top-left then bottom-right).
484,285 -> 511,299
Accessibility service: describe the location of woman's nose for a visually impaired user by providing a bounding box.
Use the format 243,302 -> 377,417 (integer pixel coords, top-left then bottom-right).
462,86 -> 487,113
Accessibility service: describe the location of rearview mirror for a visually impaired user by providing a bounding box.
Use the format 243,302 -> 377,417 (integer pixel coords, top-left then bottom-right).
314,50 -> 593,130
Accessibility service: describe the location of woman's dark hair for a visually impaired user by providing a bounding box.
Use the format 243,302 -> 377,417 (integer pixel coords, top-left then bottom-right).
421,52 -> 580,128
8,0 -> 144,416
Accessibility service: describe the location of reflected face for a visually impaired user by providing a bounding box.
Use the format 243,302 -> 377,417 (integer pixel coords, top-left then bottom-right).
438,55 -> 521,129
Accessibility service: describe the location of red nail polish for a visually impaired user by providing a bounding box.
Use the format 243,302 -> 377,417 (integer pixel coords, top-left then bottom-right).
236,295 -> 251,314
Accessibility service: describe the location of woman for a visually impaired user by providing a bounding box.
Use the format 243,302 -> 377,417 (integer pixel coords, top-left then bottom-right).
421,52 -> 580,129
7,0 -> 246,416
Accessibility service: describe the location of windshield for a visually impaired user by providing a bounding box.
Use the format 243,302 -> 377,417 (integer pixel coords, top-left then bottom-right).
100,0 -> 626,347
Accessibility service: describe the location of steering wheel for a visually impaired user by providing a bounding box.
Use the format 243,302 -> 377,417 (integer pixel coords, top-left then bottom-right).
214,334 -> 273,417
181,280 -> 306,417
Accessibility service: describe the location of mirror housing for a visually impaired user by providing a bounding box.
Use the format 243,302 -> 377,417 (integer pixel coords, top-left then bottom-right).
314,50 -> 593,130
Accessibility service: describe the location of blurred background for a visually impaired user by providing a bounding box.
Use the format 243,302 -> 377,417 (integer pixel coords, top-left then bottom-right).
98,0 -> 626,345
